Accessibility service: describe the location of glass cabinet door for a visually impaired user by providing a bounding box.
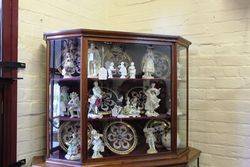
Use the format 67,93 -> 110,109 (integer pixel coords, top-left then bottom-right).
86,41 -> 172,159
177,44 -> 188,151
48,37 -> 82,161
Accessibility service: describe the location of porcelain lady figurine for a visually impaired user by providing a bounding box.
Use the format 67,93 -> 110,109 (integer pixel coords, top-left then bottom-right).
67,92 -> 80,118
88,81 -> 103,118
60,86 -> 69,116
91,129 -> 104,158
128,62 -> 136,79
65,133 -> 80,160
144,128 -> 157,154
142,47 -> 155,78
145,83 -> 161,117
118,62 -> 127,78
108,62 -> 115,78
62,53 -> 75,78
88,43 -> 101,78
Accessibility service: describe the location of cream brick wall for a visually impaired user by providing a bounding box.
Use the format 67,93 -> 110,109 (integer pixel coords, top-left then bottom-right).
17,0 -> 250,166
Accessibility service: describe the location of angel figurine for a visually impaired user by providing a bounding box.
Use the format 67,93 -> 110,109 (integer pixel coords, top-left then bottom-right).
118,62 -> 127,78
128,62 -> 136,79
88,43 -> 101,78
91,129 -> 104,158
108,62 -> 115,78
60,86 -> 69,116
88,81 -> 103,119
142,46 -> 155,78
144,128 -> 157,154
61,52 -> 75,78
65,133 -> 81,160
67,92 -> 80,118
145,83 -> 161,117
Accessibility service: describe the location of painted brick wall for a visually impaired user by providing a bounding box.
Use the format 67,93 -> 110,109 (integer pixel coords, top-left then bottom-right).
17,0 -> 250,166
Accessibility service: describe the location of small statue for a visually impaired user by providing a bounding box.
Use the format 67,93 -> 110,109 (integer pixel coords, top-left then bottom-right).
145,83 -> 161,117
62,53 -> 75,78
128,62 -> 136,79
118,62 -> 127,78
60,86 -> 69,116
111,96 -> 123,117
88,43 -> 101,78
108,62 -> 115,78
88,81 -> 103,119
91,129 -> 104,158
129,97 -> 141,117
144,128 -> 157,154
98,67 -> 108,80
65,133 -> 81,160
142,46 -> 155,78
67,92 -> 80,118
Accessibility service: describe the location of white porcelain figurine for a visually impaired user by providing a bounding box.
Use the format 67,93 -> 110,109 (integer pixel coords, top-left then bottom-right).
144,128 -> 157,154
111,96 -> 123,117
108,62 -> 115,78
145,83 -> 161,117
88,43 -> 101,78
98,67 -> 108,80
142,47 -> 155,78
62,53 -> 75,78
128,62 -> 136,79
118,62 -> 127,78
88,81 -> 103,119
91,129 -> 104,158
67,92 -> 80,118
60,86 -> 69,116
129,97 -> 141,117
65,133 -> 80,160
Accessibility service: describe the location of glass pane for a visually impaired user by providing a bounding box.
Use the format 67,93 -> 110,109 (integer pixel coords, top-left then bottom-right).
177,45 -> 188,150
86,41 -> 172,159
48,37 -> 81,161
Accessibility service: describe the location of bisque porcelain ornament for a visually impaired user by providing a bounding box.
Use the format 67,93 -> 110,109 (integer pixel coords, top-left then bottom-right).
111,96 -> 123,117
118,62 -> 127,78
65,133 -> 81,160
142,46 -> 155,79
62,53 -> 76,78
118,97 -> 140,118
108,62 -> 115,78
88,43 -> 101,78
91,129 -> 104,158
60,86 -> 69,116
128,62 -> 136,79
145,83 -> 161,117
98,67 -> 108,80
144,127 -> 157,154
67,92 -> 80,118
88,81 -> 103,119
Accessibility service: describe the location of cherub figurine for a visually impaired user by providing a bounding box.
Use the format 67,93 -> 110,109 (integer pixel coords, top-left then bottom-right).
60,86 -> 69,116
65,133 -> 81,160
144,128 -> 157,154
145,83 -> 161,117
142,47 -> 155,78
128,62 -> 136,79
108,62 -> 115,78
88,43 -> 101,78
91,129 -> 104,158
62,52 -> 75,78
88,81 -> 103,119
67,92 -> 80,118
118,62 -> 127,78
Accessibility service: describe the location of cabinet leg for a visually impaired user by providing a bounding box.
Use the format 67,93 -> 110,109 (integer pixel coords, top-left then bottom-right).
197,157 -> 200,167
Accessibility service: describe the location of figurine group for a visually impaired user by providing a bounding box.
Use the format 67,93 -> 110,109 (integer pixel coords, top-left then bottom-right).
60,87 -> 80,118
88,81 -> 161,119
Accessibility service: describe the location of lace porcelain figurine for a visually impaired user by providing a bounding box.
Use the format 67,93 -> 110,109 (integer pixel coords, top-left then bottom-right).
145,83 -> 161,117
91,129 -> 104,158
60,86 -> 69,116
65,133 -> 81,160
142,47 -> 155,78
62,53 -> 76,78
88,81 -> 103,119
98,67 -> 108,80
88,43 -> 101,78
144,128 -> 157,154
128,62 -> 136,79
67,92 -> 80,118
118,62 -> 127,78
108,62 -> 115,78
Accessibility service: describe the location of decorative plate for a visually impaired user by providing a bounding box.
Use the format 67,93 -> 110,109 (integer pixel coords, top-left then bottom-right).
126,87 -> 147,110
103,121 -> 138,155
145,119 -> 171,148
58,122 -> 93,152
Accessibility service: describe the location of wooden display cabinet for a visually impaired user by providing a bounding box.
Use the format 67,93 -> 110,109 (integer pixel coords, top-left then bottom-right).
43,29 -> 200,167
